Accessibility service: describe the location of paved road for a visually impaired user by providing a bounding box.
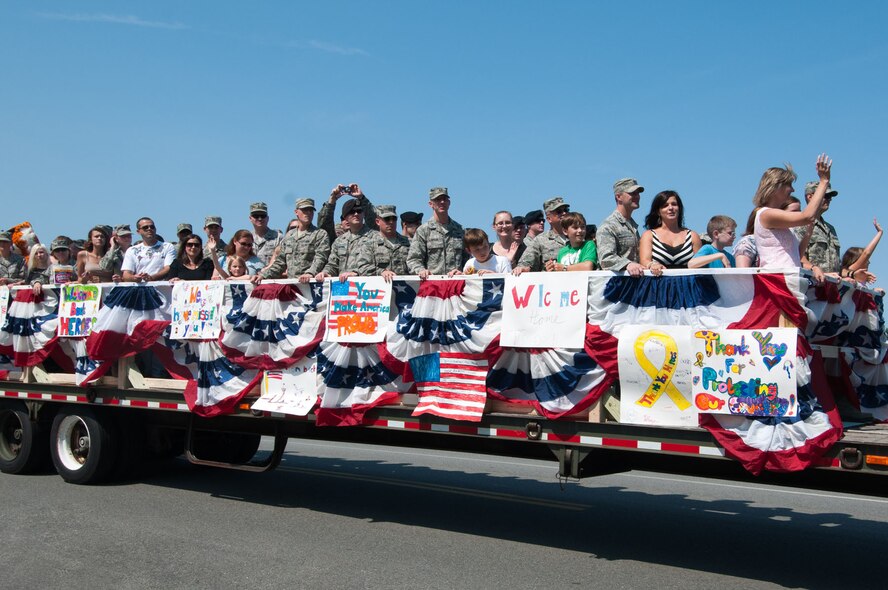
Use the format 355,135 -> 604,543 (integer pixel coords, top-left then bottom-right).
2,438 -> 886,589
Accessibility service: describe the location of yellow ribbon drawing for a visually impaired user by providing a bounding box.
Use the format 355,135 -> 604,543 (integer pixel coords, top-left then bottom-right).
634,330 -> 691,411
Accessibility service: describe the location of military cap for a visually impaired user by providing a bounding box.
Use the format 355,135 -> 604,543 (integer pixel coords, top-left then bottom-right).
250,201 -> 269,214
177,223 -> 193,235
0,232 -> 10,242
375,204 -> 398,219
204,216 -> 222,227
295,198 -> 316,210
804,181 -> 838,198
543,197 -> 570,214
400,211 -> 423,224
524,210 -> 544,225
512,215 -> 526,227
429,187 -> 449,200
115,224 -> 133,236
50,238 -> 70,252
613,178 -> 644,195
71,239 -> 86,249
340,198 -> 362,219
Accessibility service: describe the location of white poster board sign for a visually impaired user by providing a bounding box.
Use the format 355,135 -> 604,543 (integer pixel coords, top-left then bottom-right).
501,273 -> 588,348
170,282 -> 224,340
57,284 -> 102,338
325,276 -> 392,343
692,328 -> 798,417
0,286 -> 9,330
619,325 -> 697,426
251,357 -> 319,416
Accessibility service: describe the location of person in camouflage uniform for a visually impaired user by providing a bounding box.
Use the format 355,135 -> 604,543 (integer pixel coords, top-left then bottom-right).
523,209 -> 545,247
99,224 -> 133,281
318,183 -> 377,245
257,198 -> 330,283
0,231 -> 25,285
406,187 -> 467,279
316,198 -> 374,282
597,177 -> 645,276
203,216 -> 227,259
356,204 -> 411,281
400,211 -> 422,240
249,201 -> 284,266
793,181 -> 841,274
513,198 -> 570,274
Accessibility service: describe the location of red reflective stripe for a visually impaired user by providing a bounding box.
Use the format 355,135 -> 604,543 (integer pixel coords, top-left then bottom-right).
602,438 -> 637,449
661,443 -> 700,454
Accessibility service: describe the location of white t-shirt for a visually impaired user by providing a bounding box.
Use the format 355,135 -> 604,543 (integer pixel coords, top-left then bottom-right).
463,254 -> 512,275
121,241 -> 177,276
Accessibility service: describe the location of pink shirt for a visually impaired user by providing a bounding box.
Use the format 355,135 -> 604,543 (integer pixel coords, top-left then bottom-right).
754,208 -> 800,268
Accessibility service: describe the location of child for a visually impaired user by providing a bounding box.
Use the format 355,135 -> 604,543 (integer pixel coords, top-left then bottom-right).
462,228 -> 512,275
225,255 -> 251,280
552,212 -> 596,271
690,215 -> 736,269
841,218 -> 882,285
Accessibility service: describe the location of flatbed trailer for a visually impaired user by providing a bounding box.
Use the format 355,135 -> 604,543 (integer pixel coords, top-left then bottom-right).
1,269 -> 887,485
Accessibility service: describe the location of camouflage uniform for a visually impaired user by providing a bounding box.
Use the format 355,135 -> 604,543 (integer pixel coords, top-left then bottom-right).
99,246 -> 125,275
260,225 -> 330,279
322,227 -> 374,275
597,210 -> 640,271
252,228 -> 284,266
318,193 -> 377,245
0,253 -> 26,282
203,239 -> 227,260
406,218 -> 467,274
355,232 -> 411,276
516,230 -> 567,271
794,218 -> 841,273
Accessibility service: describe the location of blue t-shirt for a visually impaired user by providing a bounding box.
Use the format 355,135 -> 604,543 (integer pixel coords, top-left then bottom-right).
693,244 -> 735,268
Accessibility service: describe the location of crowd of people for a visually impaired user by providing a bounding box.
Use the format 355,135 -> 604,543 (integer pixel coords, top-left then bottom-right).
0,154 -> 881,293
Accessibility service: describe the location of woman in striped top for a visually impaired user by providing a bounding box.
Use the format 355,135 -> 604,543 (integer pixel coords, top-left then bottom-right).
639,190 -> 702,275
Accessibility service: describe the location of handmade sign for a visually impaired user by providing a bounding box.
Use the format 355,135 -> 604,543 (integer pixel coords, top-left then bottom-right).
251,357 -> 319,416
170,282 -> 224,340
501,273 -> 588,348
58,284 -> 102,338
0,286 -> 8,330
692,328 -> 798,417
619,325 -> 697,426
325,276 -> 391,343
50,265 -> 76,285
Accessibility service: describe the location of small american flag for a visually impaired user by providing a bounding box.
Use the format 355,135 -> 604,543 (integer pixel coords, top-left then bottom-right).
412,351 -> 488,422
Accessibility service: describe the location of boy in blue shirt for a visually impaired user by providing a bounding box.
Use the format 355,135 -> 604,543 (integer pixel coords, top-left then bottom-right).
690,215 -> 736,269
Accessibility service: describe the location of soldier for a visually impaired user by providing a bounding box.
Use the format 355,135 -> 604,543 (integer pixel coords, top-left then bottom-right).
0,231 -> 25,285
203,216 -> 227,259
356,204 -> 411,281
406,187 -> 467,279
99,224 -> 133,281
174,223 -> 192,247
400,211 -> 423,240
318,183 -> 377,245
249,201 -> 284,266
794,181 -> 841,274
597,177 -> 645,277
316,198 -> 374,282
257,198 -> 330,283
523,209 -> 545,246
513,197 -> 570,274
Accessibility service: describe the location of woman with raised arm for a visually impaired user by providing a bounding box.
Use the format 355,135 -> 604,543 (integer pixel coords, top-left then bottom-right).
840,219 -> 883,286
490,210 -> 525,268
639,190 -> 701,276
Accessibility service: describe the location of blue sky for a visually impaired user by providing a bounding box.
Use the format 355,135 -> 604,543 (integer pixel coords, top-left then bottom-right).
2,1 -> 887,282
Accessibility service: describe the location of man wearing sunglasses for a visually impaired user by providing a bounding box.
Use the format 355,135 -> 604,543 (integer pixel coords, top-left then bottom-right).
121,217 -> 176,282
794,181 -> 841,274
318,182 -> 378,245
316,198 -> 374,282
258,198 -> 330,283
249,202 -> 283,266
513,197 -> 571,274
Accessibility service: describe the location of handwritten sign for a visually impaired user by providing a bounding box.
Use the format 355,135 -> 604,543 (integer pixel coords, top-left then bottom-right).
501,273 -> 588,348
619,325 -> 697,426
251,358 -> 319,416
325,276 -> 391,343
50,265 -> 76,285
58,284 -> 102,338
170,282 -> 224,340
0,286 -> 9,331
692,328 -> 797,417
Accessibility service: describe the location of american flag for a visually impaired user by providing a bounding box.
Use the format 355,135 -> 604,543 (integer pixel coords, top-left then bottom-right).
412,351 -> 488,421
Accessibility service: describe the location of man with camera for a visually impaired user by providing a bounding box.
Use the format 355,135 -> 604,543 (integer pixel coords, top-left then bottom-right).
318,183 -> 377,245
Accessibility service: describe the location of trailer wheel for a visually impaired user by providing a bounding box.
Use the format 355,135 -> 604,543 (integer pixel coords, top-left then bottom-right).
50,407 -> 118,484
0,404 -> 49,474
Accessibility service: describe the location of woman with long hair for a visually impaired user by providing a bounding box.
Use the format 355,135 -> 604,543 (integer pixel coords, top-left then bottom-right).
76,226 -> 112,283
639,190 -> 701,274
167,234 -> 214,281
216,229 -> 264,277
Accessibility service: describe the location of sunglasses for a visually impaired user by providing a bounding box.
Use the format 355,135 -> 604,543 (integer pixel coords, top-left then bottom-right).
237,241 -> 254,247
251,213 -> 268,219
185,242 -> 201,248
139,224 -> 156,231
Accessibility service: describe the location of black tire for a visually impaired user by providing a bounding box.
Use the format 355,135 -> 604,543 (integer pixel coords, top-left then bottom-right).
50,407 -> 118,484
193,432 -> 261,464
0,404 -> 49,474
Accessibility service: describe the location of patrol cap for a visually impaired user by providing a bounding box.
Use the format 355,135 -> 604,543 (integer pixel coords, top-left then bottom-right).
115,224 -> 133,236
805,181 -> 838,198
0,232 -> 11,242
295,198 -> 316,210
50,238 -> 70,252
71,239 -> 86,249
375,204 -> 397,219
400,211 -> 423,224
512,215 -> 525,227
524,210 -> 544,225
613,178 -> 644,195
250,202 -> 268,215
204,216 -> 222,227
543,197 -> 570,214
177,223 -> 193,235
429,187 -> 449,200
340,198 -> 362,219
